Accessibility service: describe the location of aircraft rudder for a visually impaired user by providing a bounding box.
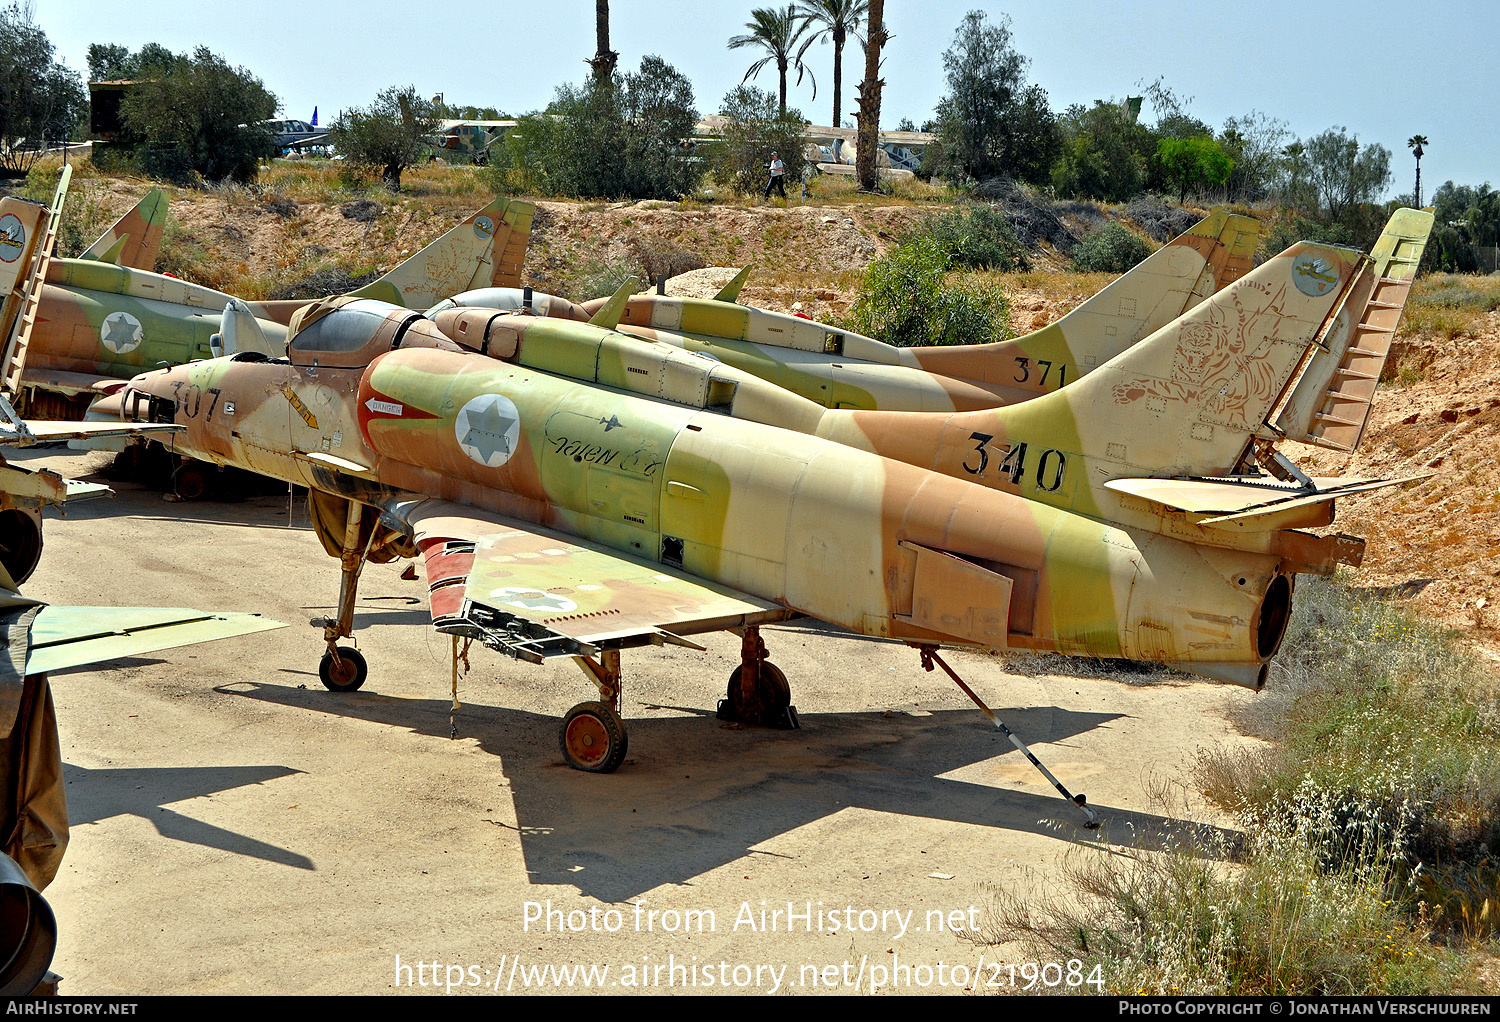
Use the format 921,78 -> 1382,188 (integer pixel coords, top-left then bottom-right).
1272,209 -> 1434,452
1018,239 -> 1368,480
81,187 -> 169,269
350,198 -> 511,309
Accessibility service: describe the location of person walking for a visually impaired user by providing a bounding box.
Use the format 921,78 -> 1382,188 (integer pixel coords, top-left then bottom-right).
763,151 -> 786,200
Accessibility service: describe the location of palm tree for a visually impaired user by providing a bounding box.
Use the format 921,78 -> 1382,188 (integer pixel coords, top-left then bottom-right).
794,0 -> 866,128
728,6 -> 817,118
855,0 -> 885,191
1407,135 -> 1428,207
588,1 -> 617,81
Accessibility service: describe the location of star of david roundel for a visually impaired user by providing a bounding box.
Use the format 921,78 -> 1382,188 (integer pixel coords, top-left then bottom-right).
488,588 -> 578,614
99,311 -> 144,354
454,393 -> 522,468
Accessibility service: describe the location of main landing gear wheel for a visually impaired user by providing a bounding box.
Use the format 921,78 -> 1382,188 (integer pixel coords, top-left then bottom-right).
319,646 -> 368,692
172,463 -> 208,500
718,662 -> 798,728
560,702 -> 628,773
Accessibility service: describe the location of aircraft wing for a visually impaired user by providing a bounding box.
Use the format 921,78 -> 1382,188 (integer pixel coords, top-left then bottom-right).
399,500 -> 793,662
0,420 -> 183,447
19,604 -> 286,676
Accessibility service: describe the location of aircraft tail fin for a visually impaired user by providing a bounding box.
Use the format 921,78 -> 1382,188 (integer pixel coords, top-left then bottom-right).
347,197 -> 535,311
1272,208 -> 1434,452
712,266 -> 753,303
1000,238 -> 1367,487
1050,206 -> 1260,359
589,278 -> 640,329
0,166 -> 71,402
81,187 -> 168,269
904,208 -> 1259,391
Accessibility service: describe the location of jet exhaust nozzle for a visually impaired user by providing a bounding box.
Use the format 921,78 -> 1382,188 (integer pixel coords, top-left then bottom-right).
0,852 -> 55,994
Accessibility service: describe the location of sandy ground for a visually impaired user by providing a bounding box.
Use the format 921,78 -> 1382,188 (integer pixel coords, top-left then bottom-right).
9,448 -> 1262,996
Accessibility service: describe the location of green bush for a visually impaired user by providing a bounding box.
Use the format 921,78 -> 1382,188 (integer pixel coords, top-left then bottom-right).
844,236 -> 1010,347
916,202 -> 1029,271
1072,223 -> 1151,273
975,787 -> 1466,995
1202,577 -> 1500,885
709,85 -> 807,197
120,46 -> 277,184
976,578 -> 1500,992
489,56 -> 700,200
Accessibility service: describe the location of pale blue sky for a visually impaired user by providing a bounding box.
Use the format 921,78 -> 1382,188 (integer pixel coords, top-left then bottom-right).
39,1 -> 1496,196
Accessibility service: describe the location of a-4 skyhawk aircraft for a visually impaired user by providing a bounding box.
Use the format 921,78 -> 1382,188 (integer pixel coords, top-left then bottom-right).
0,167 -> 534,421
111,217 -> 1430,821
428,207 -> 1260,414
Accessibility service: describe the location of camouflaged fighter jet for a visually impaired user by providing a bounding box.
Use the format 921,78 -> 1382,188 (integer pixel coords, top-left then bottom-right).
415,208 -> 1258,412
109,212 -> 1430,805
0,166 -> 534,419
542,207 -> 1261,413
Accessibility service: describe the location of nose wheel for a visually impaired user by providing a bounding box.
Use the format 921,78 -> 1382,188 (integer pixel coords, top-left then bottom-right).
560,701 -> 628,773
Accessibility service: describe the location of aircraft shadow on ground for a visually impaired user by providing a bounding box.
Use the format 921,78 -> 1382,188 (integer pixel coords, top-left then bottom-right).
219,682 -> 1242,901
63,762 -> 314,871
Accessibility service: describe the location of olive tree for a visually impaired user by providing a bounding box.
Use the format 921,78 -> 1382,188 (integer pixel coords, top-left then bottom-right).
330,85 -> 440,191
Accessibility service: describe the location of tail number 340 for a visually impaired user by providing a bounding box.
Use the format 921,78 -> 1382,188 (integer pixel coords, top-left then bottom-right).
963,433 -> 1067,493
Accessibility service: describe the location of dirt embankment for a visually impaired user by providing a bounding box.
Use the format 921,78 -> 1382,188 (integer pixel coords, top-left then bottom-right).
1289,318 -> 1500,655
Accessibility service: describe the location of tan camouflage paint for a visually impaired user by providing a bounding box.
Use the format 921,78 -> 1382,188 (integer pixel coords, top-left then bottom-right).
11,197 -> 534,414
573,208 -> 1259,413
122,294 -> 1301,685
79,188 -> 168,270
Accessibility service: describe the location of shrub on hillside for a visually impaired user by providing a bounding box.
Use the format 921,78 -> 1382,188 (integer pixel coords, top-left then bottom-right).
916,202 -> 1029,271
844,237 -> 1009,347
1072,223 -> 1151,273
1125,194 -> 1199,242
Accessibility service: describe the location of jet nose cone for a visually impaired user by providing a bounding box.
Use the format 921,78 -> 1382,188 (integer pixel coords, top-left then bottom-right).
121,366 -> 187,422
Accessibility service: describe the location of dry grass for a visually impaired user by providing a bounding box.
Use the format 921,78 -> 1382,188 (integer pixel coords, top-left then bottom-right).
974,578 -> 1500,994
1398,273 -> 1500,341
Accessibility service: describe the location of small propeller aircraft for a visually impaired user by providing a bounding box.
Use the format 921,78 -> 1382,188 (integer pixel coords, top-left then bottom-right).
0,167 -> 534,421
108,207 -> 1432,829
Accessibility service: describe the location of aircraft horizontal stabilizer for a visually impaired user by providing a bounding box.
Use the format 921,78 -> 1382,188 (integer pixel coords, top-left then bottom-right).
1104,473 -> 1429,530
588,277 -> 640,330
22,606 -> 286,676
712,266 -> 753,303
